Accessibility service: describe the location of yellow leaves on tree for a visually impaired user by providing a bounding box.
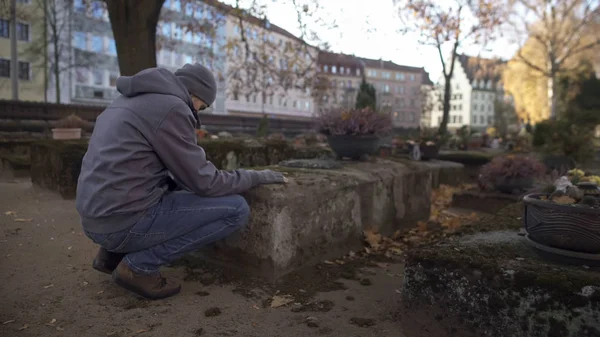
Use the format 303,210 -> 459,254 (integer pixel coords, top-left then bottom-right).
503,38 -> 549,124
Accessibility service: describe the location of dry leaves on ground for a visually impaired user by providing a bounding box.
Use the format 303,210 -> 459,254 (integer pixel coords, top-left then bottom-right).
270,295 -> 294,308
361,184 -> 480,255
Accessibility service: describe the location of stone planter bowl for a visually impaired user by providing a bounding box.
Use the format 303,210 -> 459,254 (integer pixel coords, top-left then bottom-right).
327,134 -> 380,160
523,193 -> 600,254
52,128 -> 82,140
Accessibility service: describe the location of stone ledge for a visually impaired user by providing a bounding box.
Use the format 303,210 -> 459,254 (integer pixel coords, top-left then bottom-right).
401,204 -> 600,337
30,141 -> 88,199
194,159 -> 465,280
451,189 -> 521,214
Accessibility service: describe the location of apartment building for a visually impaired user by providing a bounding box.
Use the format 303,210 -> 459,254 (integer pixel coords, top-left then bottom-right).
221,4 -> 317,119
359,58 -> 427,129
429,54 -> 506,131
315,52 -> 429,128
420,71 -> 435,128
0,0 -> 46,101
315,51 -> 364,111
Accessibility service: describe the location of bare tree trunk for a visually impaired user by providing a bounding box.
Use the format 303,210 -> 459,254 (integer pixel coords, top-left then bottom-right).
548,72 -> 559,119
53,38 -> 60,103
104,0 -> 164,76
438,42 -> 459,136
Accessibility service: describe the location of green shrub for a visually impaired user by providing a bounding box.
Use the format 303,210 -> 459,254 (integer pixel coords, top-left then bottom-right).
533,119 -> 595,163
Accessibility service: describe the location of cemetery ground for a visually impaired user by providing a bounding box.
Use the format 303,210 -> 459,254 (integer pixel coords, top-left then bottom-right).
0,178 -> 475,337
0,173 -> 489,337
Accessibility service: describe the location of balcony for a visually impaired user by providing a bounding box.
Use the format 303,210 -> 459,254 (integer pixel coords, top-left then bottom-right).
73,84 -> 119,103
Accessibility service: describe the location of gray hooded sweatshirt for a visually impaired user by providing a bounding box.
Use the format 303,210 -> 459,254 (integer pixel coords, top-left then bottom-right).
76,68 -> 260,234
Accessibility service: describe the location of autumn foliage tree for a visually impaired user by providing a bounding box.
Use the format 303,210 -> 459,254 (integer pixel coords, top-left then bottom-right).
395,0 -> 505,135
506,0 -> 600,119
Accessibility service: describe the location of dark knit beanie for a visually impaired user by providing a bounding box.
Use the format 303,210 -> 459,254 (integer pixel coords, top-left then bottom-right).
174,63 -> 217,106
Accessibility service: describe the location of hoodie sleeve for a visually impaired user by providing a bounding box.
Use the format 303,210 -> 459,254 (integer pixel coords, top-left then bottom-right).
151,104 -> 260,197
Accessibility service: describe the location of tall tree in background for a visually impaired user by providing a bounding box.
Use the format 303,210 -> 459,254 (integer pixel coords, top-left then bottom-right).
22,0 -> 100,103
355,78 -> 376,110
503,38 -> 550,123
103,0 -> 164,76
506,0 -> 600,119
395,0 -> 505,135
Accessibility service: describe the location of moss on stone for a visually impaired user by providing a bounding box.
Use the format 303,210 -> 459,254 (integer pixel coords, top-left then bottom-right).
403,203 -> 600,337
30,140 -> 88,199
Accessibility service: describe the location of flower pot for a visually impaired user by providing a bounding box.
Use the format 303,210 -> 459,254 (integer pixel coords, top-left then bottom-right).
327,134 -> 381,160
52,128 -> 82,140
494,177 -> 533,194
523,193 -> 600,254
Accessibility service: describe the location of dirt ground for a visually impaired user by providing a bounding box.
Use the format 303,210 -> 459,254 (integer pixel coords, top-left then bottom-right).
0,179 -> 408,337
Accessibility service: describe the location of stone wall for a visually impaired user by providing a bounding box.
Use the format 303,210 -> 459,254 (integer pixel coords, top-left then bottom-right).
194,158 -> 465,279
28,139 -> 330,198
401,204 -> 600,337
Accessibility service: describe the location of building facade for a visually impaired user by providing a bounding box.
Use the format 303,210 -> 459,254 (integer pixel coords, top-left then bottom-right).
0,0 -> 46,101
315,51 -> 364,111
316,53 -> 430,129
429,54 -> 506,131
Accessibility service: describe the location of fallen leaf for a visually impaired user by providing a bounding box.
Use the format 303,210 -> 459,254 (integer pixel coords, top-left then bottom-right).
252,304 -> 260,310
82,281 -> 89,286
335,260 -> 345,265
395,289 -> 402,294
14,218 -> 33,222
323,260 -> 335,265
43,284 -> 54,289
388,247 -> 403,255
56,326 -> 64,331
552,195 -> 576,205
4,211 -> 16,216
135,329 -> 149,334
2,320 -> 15,325
376,262 -> 389,268
364,230 -> 381,249
417,221 -> 428,232
18,324 -> 28,331
48,318 -> 57,325
97,290 -> 104,295
270,295 -> 294,308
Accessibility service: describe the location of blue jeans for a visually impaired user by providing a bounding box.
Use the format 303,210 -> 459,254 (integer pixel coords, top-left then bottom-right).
85,191 -> 250,275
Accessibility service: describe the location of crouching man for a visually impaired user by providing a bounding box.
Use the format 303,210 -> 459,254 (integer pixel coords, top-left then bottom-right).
76,64 -> 286,300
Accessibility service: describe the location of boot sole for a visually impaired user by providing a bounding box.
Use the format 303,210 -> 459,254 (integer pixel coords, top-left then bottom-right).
112,273 -> 181,300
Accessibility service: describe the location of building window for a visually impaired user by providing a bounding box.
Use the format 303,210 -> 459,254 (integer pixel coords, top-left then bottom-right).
93,69 -> 104,86
346,67 -> 350,75
480,115 -> 484,124
347,80 -> 352,88
332,66 -> 337,74
0,59 -> 10,77
107,38 -> 116,55
355,68 -> 360,76
487,116 -> 493,124
340,66 -> 345,74
16,22 -> 29,41
0,19 -> 9,38
173,0 -> 181,11
184,54 -> 193,64
458,104 -> 462,110
91,35 -> 104,52
173,25 -> 182,40
75,68 -> 88,84
109,72 -> 118,86
323,65 -> 328,72
194,5 -> 203,19
452,115 -> 456,123
184,30 -> 193,43
473,104 -> 477,111
305,101 -> 310,110
73,32 -> 87,50
396,73 -> 405,80
161,22 -> 172,37
384,84 -> 389,93
18,61 -> 29,80
409,74 -> 415,81
488,104 -> 492,112
458,115 -> 463,124
184,2 -> 193,15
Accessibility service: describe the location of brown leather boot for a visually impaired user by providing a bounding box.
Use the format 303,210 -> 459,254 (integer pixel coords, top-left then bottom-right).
112,261 -> 181,300
92,248 -> 125,274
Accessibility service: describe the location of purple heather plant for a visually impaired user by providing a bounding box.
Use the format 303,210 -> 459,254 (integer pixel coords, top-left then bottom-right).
479,155 -> 546,190
315,107 -> 393,136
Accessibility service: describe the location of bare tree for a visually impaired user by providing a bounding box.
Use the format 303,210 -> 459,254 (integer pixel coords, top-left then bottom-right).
395,0 -> 505,135
19,0 -> 101,103
506,0 -> 600,118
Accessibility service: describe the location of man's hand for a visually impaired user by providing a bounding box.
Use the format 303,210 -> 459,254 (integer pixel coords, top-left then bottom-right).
256,170 -> 288,185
